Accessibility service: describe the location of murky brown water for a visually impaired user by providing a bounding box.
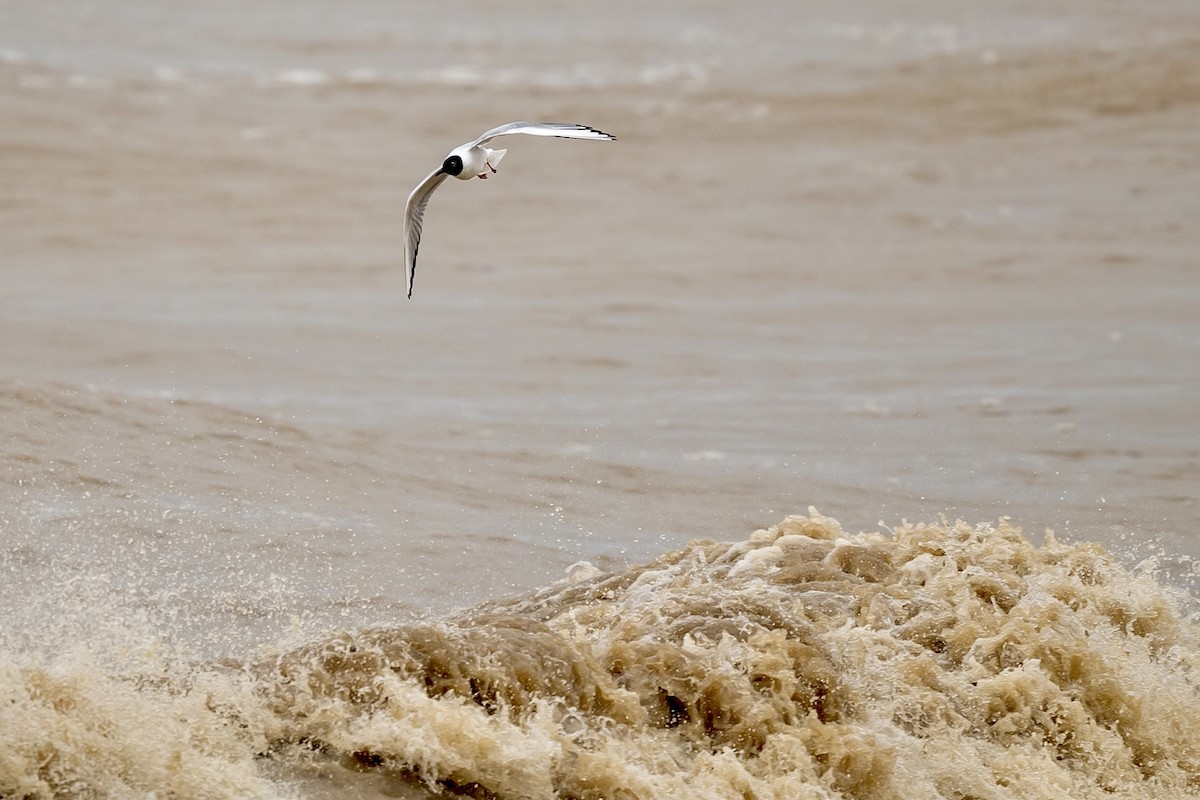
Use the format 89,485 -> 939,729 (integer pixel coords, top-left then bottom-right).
2,1 -> 1198,796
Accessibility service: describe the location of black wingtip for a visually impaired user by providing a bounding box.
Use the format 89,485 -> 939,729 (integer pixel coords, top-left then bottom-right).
406,242 -> 419,299
548,123 -> 616,141
584,124 -> 617,141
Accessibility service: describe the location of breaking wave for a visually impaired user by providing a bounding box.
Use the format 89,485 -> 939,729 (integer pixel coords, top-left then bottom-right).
4,511 -> 1199,798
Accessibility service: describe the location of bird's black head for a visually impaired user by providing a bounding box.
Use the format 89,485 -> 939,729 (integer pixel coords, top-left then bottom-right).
441,155 -> 464,176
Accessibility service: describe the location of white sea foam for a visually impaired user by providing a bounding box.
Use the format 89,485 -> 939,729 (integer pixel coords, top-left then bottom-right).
11,512 -> 1193,798
273,69 -> 330,86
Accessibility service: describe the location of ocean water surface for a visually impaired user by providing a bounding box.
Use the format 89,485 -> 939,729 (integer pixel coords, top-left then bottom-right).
2,1 -> 1199,796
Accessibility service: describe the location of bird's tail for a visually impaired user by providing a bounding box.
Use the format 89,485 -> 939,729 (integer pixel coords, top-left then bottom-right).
486,148 -> 507,171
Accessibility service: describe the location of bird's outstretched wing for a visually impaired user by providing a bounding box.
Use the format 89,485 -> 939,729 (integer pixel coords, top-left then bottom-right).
470,122 -> 616,148
403,167 -> 450,298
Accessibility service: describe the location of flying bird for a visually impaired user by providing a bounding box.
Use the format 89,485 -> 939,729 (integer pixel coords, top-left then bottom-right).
403,122 -> 616,297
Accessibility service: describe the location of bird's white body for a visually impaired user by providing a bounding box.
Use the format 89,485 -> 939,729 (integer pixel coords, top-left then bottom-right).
445,144 -> 507,180
403,121 -> 615,297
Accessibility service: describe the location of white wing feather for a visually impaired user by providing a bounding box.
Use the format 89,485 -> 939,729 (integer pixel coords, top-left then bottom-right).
470,121 -> 616,148
403,168 -> 450,298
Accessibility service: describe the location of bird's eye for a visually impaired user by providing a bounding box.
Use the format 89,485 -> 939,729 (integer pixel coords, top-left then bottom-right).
442,155 -> 463,175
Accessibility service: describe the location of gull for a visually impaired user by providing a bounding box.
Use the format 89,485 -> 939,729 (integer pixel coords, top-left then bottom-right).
403,121 -> 616,297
